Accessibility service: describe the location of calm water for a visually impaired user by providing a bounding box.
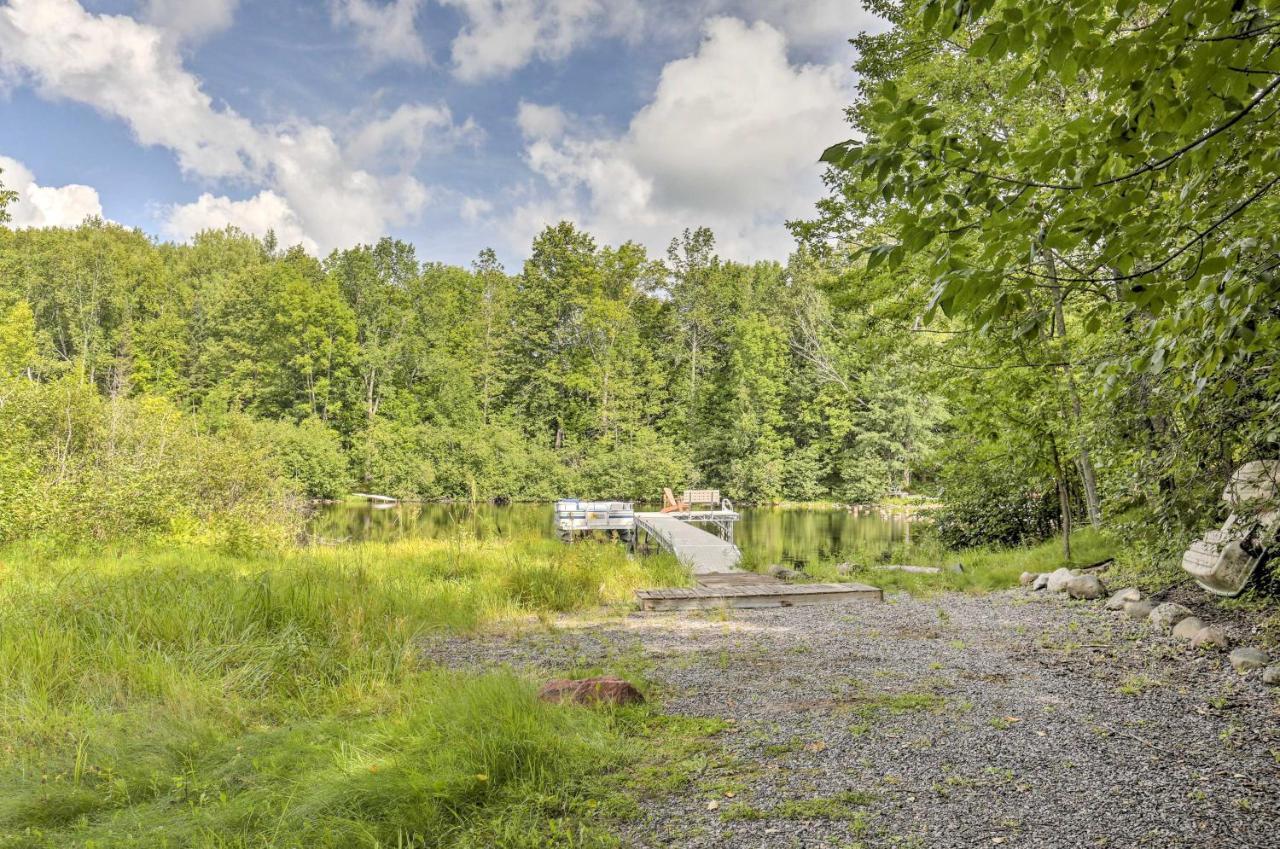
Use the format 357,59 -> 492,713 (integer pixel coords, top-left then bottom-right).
307,502 -> 913,569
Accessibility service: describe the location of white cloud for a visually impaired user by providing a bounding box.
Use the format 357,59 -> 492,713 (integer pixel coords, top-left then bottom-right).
516,101 -> 567,141
442,0 -> 642,81
507,17 -> 849,261
162,190 -> 316,252
459,195 -> 493,223
0,0 -> 473,253
0,154 -> 104,228
347,103 -> 482,170
141,0 -> 239,43
331,0 -> 428,66
735,0 -> 882,51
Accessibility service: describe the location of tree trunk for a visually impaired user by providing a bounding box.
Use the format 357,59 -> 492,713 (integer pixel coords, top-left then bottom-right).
1050,435 -> 1072,560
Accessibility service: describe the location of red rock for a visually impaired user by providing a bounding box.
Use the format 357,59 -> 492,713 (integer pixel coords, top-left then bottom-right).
537,676 -> 645,706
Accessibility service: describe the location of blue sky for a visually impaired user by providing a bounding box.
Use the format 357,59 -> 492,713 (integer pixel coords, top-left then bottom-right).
0,0 -> 884,268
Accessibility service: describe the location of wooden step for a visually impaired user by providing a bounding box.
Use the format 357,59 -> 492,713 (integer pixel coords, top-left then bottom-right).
635,581 -> 883,611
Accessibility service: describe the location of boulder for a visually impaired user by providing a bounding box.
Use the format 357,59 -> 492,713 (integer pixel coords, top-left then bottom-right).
766,564 -> 789,577
1124,599 -> 1157,621
1031,574 -> 1051,591
773,568 -> 800,582
1046,568 -> 1077,593
1064,573 -> 1106,600
1019,571 -> 1037,586
1190,625 -> 1230,651
1228,647 -> 1270,674
1105,588 -> 1141,611
1148,602 -> 1193,631
538,677 -> 645,706
835,562 -> 854,576
1264,665 -> 1280,687
1171,617 -> 1205,641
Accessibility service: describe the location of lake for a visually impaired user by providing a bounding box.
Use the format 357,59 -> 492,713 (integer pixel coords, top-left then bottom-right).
308,502 -> 916,569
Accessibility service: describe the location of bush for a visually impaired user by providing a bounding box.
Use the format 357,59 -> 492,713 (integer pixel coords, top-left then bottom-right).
0,377 -> 297,549
250,415 -> 352,499
933,453 -> 1059,549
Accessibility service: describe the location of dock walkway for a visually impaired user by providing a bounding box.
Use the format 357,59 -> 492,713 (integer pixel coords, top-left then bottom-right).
633,511 -> 882,610
634,511 -> 741,574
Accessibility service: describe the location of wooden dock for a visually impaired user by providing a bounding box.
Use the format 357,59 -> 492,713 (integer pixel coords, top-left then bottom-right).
633,511 -> 882,610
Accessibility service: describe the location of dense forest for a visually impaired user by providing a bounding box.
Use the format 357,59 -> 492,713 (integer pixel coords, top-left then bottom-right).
2,0 -> 1277,562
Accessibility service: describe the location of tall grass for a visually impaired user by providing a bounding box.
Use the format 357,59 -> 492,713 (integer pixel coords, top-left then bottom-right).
793,526 -> 1117,594
0,535 -> 686,848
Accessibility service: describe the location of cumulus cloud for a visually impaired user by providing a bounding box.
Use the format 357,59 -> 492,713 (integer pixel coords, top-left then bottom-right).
141,0 -> 239,43
442,0 -> 642,81
0,0 -> 474,253
459,195 -> 494,223
0,154 -> 104,228
163,190 -> 316,252
507,17 -> 849,261
331,0 -> 428,66
347,103 -> 482,170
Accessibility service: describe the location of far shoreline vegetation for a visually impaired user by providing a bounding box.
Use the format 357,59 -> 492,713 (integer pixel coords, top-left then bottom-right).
3,0 -> 1280,845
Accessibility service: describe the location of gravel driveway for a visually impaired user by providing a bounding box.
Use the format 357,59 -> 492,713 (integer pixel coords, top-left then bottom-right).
424,591 -> 1280,848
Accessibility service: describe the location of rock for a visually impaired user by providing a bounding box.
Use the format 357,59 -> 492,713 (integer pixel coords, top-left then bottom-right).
1045,567 -> 1077,594
1064,573 -> 1106,600
1264,665 -> 1280,686
1148,602 -> 1193,631
1228,647 -> 1270,674
1031,574 -> 1050,591
1019,571 -> 1037,586
948,562 -> 965,574
537,677 -> 645,706
766,564 -> 789,577
1104,588 -> 1141,611
1124,599 -> 1157,620
835,562 -> 854,576
1171,616 -> 1205,640
773,568 -> 799,581
1190,625 -> 1230,651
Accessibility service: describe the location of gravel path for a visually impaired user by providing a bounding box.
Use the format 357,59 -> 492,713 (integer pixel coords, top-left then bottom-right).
424,591 -> 1280,848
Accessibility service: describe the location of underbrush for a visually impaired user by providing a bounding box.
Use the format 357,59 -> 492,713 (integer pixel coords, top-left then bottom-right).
0,535 -> 688,848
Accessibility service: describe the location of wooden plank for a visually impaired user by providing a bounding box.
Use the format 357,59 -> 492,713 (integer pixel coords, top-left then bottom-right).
636,581 -> 883,611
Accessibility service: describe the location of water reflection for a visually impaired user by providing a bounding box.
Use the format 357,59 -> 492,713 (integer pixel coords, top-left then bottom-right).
308,502 -> 912,569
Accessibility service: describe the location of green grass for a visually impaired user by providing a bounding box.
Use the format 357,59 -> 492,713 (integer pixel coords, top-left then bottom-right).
788,526 -> 1116,595
0,535 -> 691,848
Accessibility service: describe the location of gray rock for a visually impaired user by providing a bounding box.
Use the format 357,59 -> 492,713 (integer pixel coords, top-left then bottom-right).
1105,588 -> 1141,611
1124,599 -> 1157,620
773,568 -> 799,582
1148,602 -> 1193,631
1045,567 -> 1077,594
1064,573 -> 1106,600
1019,571 -> 1037,586
835,562 -> 854,576
1229,647 -> 1270,673
1031,573 -> 1050,591
1171,617 -> 1205,640
1264,664 -> 1280,686
1190,625 -> 1230,651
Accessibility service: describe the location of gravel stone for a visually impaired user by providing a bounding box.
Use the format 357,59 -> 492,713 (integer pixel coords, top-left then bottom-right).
1064,573 -> 1105,600
1190,625 -> 1230,651
1171,616 -> 1205,640
1045,567 -> 1076,593
1148,602 -> 1193,631
1104,588 -> 1140,611
1229,646 -> 1270,673
423,590 -> 1280,849
1124,599 -> 1156,620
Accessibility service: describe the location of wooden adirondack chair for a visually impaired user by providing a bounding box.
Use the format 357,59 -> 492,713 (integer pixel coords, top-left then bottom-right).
660,487 -> 688,513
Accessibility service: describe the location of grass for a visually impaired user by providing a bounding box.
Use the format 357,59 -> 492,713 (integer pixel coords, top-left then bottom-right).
787,526 -> 1116,595
0,534 -> 691,848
